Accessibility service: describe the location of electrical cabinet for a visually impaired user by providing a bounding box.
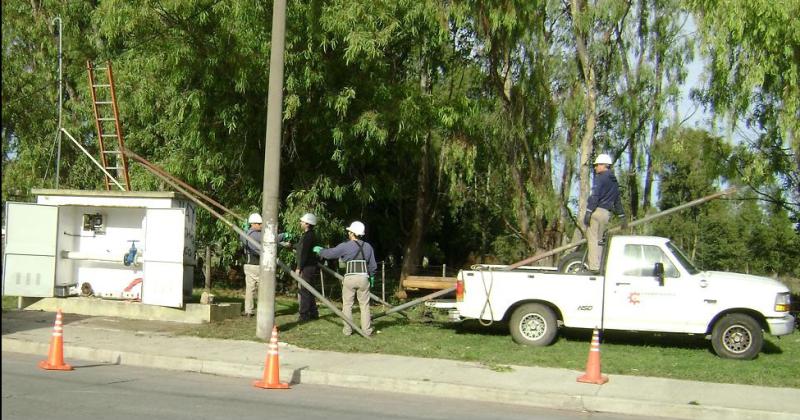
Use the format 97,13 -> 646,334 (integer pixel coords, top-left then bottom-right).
2,189 -> 196,308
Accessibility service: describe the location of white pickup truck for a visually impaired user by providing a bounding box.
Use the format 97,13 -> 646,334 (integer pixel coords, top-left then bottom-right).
454,235 -> 795,359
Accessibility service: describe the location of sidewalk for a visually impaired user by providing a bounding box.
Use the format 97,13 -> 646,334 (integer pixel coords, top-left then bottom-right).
2,309 -> 798,420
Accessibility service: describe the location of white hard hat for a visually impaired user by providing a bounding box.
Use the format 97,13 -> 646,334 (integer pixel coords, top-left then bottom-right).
300,212 -> 317,225
248,213 -> 263,224
346,221 -> 366,236
594,153 -> 613,165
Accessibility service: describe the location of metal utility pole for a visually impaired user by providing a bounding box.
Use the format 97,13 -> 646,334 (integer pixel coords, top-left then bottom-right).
257,0 -> 288,340
53,16 -> 63,189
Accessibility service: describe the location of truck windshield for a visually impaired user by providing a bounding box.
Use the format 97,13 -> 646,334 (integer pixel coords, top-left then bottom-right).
666,242 -> 700,274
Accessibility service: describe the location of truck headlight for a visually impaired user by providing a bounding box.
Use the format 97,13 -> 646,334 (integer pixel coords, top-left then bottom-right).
774,292 -> 791,312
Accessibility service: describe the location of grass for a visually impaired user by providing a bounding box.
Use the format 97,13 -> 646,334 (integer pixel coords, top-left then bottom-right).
181,287 -> 800,389
2,295 -> 18,310
5,287 -> 796,388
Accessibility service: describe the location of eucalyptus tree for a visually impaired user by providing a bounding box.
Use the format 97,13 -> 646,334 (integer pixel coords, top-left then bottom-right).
442,0 -> 563,261
687,0 -> 800,215
650,127 -> 734,260
601,0 -> 691,217
2,0 -> 102,197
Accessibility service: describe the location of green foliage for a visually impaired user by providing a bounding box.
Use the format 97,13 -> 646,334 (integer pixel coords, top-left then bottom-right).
652,127 -> 799,277
687,0 -> 800,214
2,0 -> 796,282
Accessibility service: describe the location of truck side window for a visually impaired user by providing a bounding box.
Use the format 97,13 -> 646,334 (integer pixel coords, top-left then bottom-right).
622,245 -> 679,278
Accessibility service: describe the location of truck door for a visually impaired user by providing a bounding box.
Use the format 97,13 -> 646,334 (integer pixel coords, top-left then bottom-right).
3,202 -> 59,298
603,243 -> 697,332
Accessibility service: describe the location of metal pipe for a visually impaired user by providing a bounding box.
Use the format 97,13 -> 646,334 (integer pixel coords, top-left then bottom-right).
319,267 -> 326,299
127,154 -> 370,338
317,263 -> 406,316
204,246 -> 211,292
61,129 -> 125,190
373,287 -> 456,320
506,187 -> 738,270
122,149 -> 242,220
53,16 -> 63,188
381,261 -> 385,306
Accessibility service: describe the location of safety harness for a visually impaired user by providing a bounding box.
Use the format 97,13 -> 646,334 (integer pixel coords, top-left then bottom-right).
345,240 -> 368,276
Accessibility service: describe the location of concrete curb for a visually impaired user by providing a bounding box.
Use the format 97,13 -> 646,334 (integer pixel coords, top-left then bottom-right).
3,337 -> 794,420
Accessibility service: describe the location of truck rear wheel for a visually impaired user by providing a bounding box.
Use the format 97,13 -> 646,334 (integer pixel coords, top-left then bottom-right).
711,314 -> 763,360
509,303 -> 558,347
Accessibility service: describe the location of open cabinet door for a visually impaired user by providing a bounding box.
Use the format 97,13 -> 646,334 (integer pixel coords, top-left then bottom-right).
3,202 -> 59,297
142,208 -> 185,307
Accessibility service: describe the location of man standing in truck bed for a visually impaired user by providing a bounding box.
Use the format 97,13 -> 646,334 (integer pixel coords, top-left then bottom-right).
583,153 -> 626,273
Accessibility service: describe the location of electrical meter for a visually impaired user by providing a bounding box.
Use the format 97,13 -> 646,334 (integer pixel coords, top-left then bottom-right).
82,213 -> 106,234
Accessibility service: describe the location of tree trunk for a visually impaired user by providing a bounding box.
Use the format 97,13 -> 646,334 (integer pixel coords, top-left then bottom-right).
400,134 -> 432,280
643,39 -> 664,212
627,141 -> 639,218
571,0 -> 598,230
561,116 -> 579,244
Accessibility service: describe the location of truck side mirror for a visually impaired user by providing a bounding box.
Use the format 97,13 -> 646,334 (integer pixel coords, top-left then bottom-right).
653,262 -> 665,286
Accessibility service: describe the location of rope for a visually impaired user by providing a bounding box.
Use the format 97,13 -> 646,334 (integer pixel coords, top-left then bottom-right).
478,267 -> 495,326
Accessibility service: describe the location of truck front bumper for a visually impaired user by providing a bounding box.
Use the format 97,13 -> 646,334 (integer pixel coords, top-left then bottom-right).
767,314 -> 796,336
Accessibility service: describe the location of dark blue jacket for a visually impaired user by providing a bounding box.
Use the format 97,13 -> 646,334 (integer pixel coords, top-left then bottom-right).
241,228 -> 262,264
587,171 -> 625,216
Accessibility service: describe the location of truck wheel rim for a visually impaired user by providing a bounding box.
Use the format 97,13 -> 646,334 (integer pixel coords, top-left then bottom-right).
565,261 -> 586,273
722,324 -> 751,354
520,313 -> 546,340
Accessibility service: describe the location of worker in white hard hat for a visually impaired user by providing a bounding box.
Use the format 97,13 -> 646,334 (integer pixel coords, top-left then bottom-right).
583,153 -> 626,272
296,213 -> 319,322
240,213 -> 263,317
314,221 -> 377,336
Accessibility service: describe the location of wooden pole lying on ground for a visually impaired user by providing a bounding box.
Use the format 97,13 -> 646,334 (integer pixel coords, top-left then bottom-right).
505,187 -> 738,270
126,150 -> 371,339
372,287 -> 456,320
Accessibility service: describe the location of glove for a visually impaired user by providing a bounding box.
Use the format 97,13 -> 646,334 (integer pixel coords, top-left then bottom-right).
313,246 -> 323,255
241,220 -> 249,231
282,232 -> 294,242
620,215 -> 628,229
369,275 -> 375,287
583,211 -> 592,227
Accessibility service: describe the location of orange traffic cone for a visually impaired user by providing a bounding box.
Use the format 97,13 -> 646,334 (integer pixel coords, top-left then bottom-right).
577,328 -> 608,384
38,309 -> 73,371
253,326 -> 289,389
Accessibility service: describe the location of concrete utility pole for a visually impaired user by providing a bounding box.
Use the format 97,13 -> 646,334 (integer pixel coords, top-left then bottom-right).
257,0 -> 288,340
53,16 -> 63,189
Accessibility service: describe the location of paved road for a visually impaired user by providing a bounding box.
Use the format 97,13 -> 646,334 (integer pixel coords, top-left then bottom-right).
2,352 -> 663,420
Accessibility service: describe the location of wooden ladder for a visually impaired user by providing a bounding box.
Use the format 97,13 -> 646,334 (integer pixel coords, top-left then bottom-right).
87,60 -> 131,191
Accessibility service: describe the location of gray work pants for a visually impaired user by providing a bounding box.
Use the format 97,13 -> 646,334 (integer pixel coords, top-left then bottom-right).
243,264 -> 260,315
587,208 -> 611,271
342,274 -> 372,336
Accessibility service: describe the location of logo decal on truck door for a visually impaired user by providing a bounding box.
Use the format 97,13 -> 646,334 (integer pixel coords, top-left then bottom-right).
628,292 -> 641,305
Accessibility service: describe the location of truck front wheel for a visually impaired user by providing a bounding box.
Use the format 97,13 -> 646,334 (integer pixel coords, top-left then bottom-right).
509,303 -> 558,347
711,314 -> 763,360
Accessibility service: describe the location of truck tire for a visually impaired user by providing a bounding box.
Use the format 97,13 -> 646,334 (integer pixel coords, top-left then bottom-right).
711,314 -> 763,360
558,251 -> 586,274
509,303 -> 558,347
